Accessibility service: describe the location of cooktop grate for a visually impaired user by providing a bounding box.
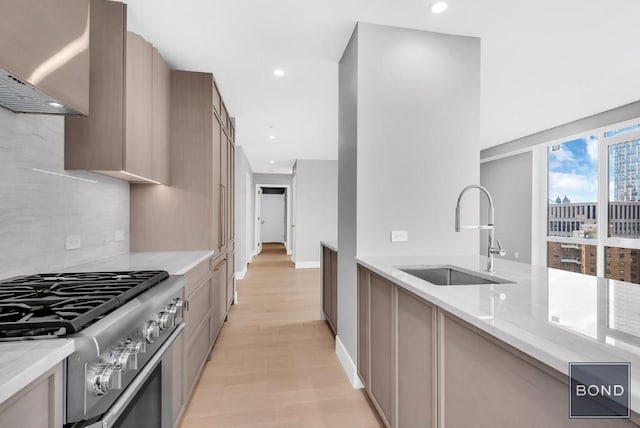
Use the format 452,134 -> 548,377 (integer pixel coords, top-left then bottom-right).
0,270 -> 169,339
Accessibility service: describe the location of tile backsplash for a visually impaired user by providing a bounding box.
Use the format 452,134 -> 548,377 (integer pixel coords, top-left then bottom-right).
0,107 -> 129,279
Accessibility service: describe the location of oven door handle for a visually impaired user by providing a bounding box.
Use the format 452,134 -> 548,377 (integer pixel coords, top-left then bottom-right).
85,323 -> 185,428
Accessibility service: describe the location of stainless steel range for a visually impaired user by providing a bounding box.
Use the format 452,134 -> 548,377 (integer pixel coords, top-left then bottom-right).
0,270 -> 186,428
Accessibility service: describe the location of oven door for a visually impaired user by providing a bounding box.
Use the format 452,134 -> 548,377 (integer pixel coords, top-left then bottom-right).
80,323 -> 184,428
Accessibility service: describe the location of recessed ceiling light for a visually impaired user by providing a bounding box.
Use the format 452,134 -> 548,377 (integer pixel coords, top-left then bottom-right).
47,101 -> 63,108
269,160 -> 275,164
269,135 -> 276,140
273,69 -> 285,77
431,1 -> 448,13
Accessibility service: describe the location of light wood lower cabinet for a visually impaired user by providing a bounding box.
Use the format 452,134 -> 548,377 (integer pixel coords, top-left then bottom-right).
0,363 -> 62,428
397,288 -> 436,428
183,260 -> 212,400
441,313 -> 637,428
211,255 -> 227,343
170,328 -> 185,428
227,250 -> 235,311
321,245 -> 338,335
369,273 -> 394,427
357,264 -> 639,428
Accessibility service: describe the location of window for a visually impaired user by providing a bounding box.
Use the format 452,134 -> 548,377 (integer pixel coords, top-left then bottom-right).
542,121 -> 640,280
605,246 -> 640,284
547,242 -> 597,276
608,138 -> 640,238
547,137 -> 598,240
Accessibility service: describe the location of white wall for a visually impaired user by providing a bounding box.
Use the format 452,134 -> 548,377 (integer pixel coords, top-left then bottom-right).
0,108 -> 129,280
234,146 -> 254,276
293,160 -> 338,264
480,152 -> 533,263
337,25 -> 359,381
338,23 -> 481,381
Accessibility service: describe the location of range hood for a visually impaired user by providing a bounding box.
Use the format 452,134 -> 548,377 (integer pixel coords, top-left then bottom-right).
0,0 -> 90,115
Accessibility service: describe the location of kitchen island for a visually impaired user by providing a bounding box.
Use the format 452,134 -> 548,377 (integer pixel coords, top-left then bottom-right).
357,254 -> 640,427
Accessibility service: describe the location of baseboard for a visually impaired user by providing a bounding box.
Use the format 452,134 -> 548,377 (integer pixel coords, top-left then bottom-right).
248,250 -> 257,263
294,261 -> 320,269
335,335 -> 364,389
286,249 -> 292,255
235,265 -> 247,280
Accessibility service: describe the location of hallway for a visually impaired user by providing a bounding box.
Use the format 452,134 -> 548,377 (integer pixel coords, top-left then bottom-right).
180,243 -> 382,428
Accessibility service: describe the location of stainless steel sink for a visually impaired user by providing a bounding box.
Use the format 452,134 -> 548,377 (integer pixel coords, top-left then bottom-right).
397,265 -> 513,286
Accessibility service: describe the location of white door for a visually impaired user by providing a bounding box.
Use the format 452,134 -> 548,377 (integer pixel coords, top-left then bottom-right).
256,188 -> 262,254
260,193 -> 286,243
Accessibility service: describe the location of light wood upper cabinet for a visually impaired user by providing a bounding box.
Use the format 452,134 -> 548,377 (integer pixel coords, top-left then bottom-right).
124,32 -> 153,181
152,47 -> 171,185
65,0 -> 170,184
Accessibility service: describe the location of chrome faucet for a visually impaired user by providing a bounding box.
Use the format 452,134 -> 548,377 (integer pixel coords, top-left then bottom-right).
455,184 -> 506,273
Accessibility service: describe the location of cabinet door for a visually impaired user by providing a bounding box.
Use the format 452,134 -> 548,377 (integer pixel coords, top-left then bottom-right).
226,253 -> 235,310
441,313 -> 637,428
184,277 -> 210,345
0,363 -> 63,428
65,0 -> 125,172
212,114 -> 222,253
229,140 -> 235,242
357,266 -> 370,388
397,288 -> 436,428
330,250 -> 338,333
185,313 -> 211,398
151,47 -> 170,184
322,247 -> 332,327
369,274 -> 394,427
219,127 -> 228,249
211,257 -> 227,342
125,31 -> 153,180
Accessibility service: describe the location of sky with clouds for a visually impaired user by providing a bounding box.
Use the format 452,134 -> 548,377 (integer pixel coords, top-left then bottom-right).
548,136 -> 598,203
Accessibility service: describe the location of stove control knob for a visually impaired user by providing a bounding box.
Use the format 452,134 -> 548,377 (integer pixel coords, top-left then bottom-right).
142,320 -> 160,343
125,338 -> 146,355
88,364 -> 122,396
167,298 -> 185,319
157,311 -> 175,330
107,347 -> 139,371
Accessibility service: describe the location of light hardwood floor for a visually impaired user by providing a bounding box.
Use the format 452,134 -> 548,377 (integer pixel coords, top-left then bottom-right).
180,243 -> 382,428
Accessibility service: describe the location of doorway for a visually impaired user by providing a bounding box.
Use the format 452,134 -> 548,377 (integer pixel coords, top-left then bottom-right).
255,184 -> 291,255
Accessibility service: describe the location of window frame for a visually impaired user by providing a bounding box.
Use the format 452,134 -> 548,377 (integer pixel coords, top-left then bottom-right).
532,117 -> 640,277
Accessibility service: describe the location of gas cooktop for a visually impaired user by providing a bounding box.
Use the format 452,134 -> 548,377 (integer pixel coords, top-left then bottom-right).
0,270 -> 169,339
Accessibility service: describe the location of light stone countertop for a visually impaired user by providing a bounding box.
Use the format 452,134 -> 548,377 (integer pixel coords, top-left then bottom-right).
0,339 -> 74,405
356,254 -> 640,414
0,250 -> 213,406
321,241 -> 338,252
62,250 -> 214,276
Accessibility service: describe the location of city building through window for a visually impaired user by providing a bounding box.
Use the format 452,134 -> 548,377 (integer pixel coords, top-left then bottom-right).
545,123 -> 640,283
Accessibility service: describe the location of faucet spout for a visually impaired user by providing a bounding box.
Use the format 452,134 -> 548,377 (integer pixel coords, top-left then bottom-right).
454,184 -> 504,273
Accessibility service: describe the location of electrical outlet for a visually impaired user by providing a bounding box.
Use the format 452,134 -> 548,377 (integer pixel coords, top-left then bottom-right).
391,230 -> 408,242
65,235 -> 81,250
115,230 -> 125,241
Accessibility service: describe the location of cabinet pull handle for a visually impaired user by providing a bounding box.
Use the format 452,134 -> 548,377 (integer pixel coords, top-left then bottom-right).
218,184 -> 224,248
214,259 -> 226,271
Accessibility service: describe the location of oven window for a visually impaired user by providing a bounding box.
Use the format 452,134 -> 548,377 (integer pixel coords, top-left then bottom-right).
113,365 -> 161,428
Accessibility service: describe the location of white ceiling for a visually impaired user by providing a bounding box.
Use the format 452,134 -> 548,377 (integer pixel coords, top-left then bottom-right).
125,0 -> 640,173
